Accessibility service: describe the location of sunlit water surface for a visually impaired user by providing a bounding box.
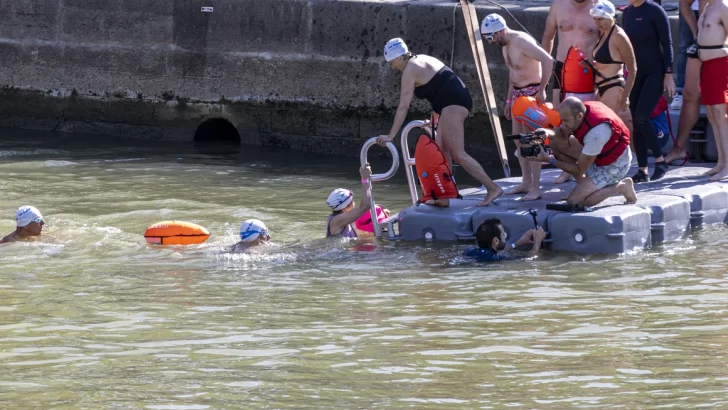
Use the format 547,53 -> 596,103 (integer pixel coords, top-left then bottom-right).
1,131 -> 727,408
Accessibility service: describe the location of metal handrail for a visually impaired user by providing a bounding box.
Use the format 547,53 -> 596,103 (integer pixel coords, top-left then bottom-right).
360,137 -> 400,238
400,120 -> 428,206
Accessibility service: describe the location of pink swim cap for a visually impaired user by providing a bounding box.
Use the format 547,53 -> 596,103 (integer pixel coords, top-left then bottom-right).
355,205 -> 386,233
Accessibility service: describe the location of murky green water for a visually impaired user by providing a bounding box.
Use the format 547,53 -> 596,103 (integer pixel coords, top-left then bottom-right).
1,130 -> 728,409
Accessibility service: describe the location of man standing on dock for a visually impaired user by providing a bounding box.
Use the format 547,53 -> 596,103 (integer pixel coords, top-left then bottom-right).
696,0 -> 728,180
543,0 -> 600,184
481,13 -> 554,201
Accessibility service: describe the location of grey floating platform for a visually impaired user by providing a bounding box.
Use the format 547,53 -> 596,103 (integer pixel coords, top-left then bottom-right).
395,164 -> 727,254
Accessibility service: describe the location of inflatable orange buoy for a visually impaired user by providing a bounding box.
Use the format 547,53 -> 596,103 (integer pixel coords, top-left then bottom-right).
512,96 -> 562,131
414,133 -> 461,204
144,221 -> 211,245
355,205 -> 386,233
562,46 -> 595,94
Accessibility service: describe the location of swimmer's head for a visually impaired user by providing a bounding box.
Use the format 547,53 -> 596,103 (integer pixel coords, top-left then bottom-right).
384,38 -> 412,70
327,188 -> 354,213
16,205 -> 44,236
239,219 -> 270,243
481,14 -> 508,46
590,0 -> 616,24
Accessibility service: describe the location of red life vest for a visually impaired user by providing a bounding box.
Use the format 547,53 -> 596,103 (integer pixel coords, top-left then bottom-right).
573,101 -> 631,167
414,134 -> 461,203
562,46 -> 595,94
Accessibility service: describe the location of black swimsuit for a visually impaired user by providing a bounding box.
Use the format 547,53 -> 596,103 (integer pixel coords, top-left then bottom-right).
592,26 -> 626,96
414,66 -> 473,114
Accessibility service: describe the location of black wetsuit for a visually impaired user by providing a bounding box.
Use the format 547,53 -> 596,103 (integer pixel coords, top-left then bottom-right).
623,0 -> 673,168
414,67 -> 473,114
592,25 -> 626,96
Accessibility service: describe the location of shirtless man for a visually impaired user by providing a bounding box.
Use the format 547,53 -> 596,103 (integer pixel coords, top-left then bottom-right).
0,205 -> 45,244
543,0 -> 600,183
481,14 -> 553,200
697,0 -> 728,180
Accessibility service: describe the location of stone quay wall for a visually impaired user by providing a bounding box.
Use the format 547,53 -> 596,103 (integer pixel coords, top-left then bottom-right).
0,0 -> 679,165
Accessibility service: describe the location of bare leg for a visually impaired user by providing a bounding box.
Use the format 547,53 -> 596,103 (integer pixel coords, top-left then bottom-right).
666,58 -> 701,164
440,106 -> 503,205
507,120 -> 531,195
525,156 -> 543,200
583,178 -> 637,206
550,134 -> 580,183
704,106 -> 725,176
434,124 -> 454,171
708,104 -> 728,181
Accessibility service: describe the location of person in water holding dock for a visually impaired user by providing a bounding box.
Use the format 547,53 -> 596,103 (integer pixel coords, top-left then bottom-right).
0,205 -> 45,244
481,13 -> 554,201
696,0 -> 728,180
326,164 -> 373,238
463,218 -> 547,262
527,97 -> 638,207
375,38 -> 503,206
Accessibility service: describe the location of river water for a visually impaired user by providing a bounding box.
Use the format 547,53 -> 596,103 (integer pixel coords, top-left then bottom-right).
1,130 -> 727,409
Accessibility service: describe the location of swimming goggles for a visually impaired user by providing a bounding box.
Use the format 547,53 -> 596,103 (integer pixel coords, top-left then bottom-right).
240,227 -> 269,241
31,217 -> 43,224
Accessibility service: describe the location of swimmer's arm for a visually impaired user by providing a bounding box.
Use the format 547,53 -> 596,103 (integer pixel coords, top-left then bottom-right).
521,38 -> 553,92
329,182 -> 372,234
680,0 -> 699,37
616,31 -> 637,99
386,69 -> 416,141
541,4 -> 558,54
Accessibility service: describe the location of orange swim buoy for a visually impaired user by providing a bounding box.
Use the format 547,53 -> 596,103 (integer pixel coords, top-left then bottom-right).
512,96 -> 562,131
414,133 -> 461,204
562,46 -> 595,94
144,221 -> 211,245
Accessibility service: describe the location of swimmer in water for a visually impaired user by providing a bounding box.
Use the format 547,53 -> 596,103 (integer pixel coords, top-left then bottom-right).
326,165 -> 373,238
0,205 -> 45,244
230,219 -> 271,252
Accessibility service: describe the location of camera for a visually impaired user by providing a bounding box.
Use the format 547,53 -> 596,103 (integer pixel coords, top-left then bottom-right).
506,129 -> 549,158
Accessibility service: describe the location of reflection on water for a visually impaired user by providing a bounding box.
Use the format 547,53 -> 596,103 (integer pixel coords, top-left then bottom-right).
1,130 -> 727,408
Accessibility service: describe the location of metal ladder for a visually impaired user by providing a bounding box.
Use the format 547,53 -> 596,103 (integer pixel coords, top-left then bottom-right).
359,119 -> 429,239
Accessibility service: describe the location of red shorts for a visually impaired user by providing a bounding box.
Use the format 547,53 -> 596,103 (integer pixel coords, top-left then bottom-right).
700,56 -> 728,105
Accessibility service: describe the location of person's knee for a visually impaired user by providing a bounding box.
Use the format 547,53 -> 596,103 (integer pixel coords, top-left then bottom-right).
450,149 -> 468,164
683,85 -> 700,103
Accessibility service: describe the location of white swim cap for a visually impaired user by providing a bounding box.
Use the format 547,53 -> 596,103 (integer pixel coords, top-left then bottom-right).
481,13 -> 507,35
240,219 -> 269,243
327,188 -> 354,211
16,205 -> 43,227
384,38 -> 409,62
590,0 -> 616,19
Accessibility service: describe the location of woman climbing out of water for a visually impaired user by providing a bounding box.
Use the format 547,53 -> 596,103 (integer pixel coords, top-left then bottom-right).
585,0 -> 637,138
325,164 -> 373,238
375,38 -> 503,207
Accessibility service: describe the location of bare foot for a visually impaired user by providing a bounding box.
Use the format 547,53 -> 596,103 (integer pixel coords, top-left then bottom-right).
703,164 -> 725,176
553,172 -> 574,184
506,184 -> 529,195
477,186 -> 504,206
619,178 -> 637,204
709,168 -> 728,181
522,189 -> 542,201
664,149 -> 687,164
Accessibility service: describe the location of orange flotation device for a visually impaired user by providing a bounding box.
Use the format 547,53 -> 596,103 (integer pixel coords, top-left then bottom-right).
144,221 -> 211,245
414,133 -> 461,204
512,96 -> 562,132
562,46 -> 595,94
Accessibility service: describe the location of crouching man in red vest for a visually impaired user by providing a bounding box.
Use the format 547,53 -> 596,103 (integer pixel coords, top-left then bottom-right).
527,97 -> 638,206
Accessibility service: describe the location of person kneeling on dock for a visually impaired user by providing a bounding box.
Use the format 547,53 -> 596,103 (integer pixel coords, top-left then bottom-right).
0,205 -> 45,244
463,218 -> 546,262
526,97 -> 638,207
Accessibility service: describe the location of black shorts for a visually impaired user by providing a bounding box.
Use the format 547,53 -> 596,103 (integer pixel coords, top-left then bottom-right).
552,60 -> 564,90
431,75 -> 473,114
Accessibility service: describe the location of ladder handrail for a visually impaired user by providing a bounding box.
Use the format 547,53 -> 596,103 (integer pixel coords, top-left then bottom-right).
400,120 -> 429,206
360,137 -> 400,238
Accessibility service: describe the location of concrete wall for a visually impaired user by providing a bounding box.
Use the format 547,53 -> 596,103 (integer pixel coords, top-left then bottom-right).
0,0 -> 680,164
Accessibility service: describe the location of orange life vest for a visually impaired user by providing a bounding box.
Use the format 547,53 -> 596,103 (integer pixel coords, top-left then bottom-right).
562,46 -> 595,94
414,133 -> 461,203
573,101 -> 630,167
512,96 -> 562,131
